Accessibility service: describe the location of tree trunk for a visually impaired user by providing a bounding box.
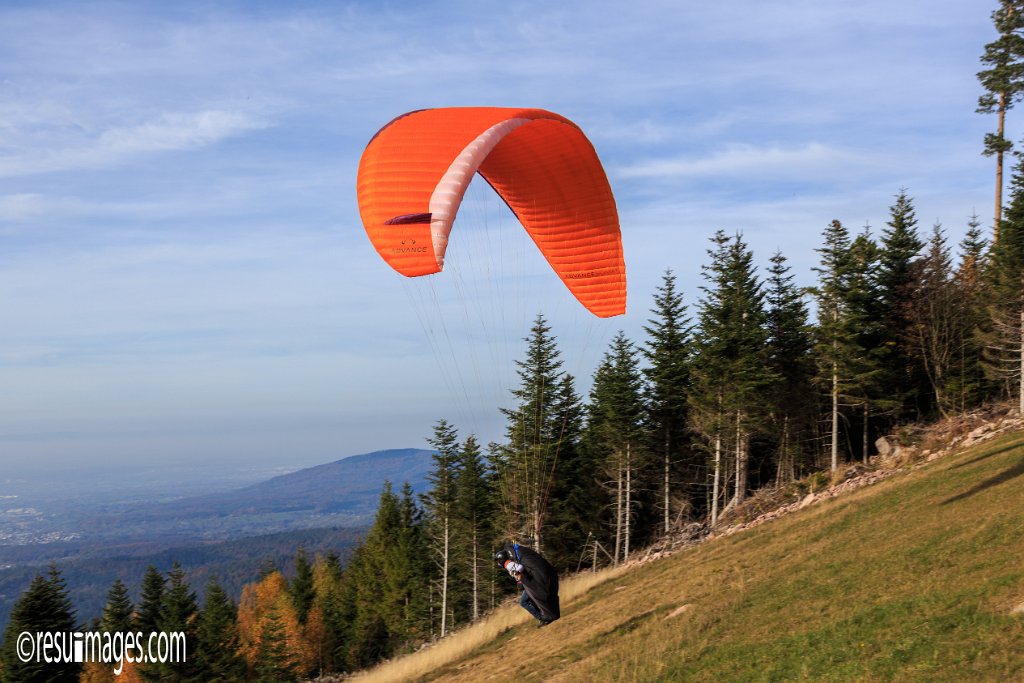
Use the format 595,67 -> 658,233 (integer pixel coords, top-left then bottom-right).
614,457 -> 623,565
1019,305 -> 1023,415
996,90 -> 1006,242
862,402 -> 869,464
711,433 -> 721,526
664,428 -> 671,535
831,362 -> 840,471
471,527 -> 479,622
733,414 -> 747,506
624,442 -> 632,563
440,515 -> 449,637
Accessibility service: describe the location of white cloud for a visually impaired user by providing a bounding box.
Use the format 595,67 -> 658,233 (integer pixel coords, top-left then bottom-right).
0,110 -> 268,177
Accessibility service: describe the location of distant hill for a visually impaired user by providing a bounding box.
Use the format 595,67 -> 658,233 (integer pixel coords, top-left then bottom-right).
77,448 -> 435,540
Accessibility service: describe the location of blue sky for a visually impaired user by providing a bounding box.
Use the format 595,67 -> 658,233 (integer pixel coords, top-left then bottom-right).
0,1 -> 1002,481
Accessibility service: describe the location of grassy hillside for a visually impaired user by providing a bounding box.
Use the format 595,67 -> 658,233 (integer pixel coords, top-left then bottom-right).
363,429 -> 1024,682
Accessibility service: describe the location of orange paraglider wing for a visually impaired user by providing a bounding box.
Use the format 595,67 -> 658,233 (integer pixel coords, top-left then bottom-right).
356,107 -> 626,317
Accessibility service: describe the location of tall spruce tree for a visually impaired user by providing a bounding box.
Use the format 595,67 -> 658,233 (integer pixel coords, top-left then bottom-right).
135,565 -> 165,637
983,149 -> 1024,412
142,562 -> 199,682
346,481 -> 426,667
289,547 -> 315,625
813,220 -> 883,469
497,314 -> 569,552
100,579 -> 134,634
905,224 -> 968,417
978,0 -> 1024,240
952,215 -> 991,410
876,190 -> 925,422
585,332 -> 646,564
423,419 -> 460,637
764,252 -> 816,482
193,579 -> 246,682
689,231 -> 772,520
538,373 -> 592,569
252,607 -> 299,683
453,434 -> 495,623
642,269 -> 694,530
0,565 -> 80,682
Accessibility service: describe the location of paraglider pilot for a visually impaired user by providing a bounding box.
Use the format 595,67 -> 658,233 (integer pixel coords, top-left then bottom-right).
494,542 -> 560,626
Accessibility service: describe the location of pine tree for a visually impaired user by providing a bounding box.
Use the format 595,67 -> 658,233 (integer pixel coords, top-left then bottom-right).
395,482 -> 429,643
642,269 -> 695,530
978,0 -> 1024,240
142,562 -> 199,682
764,252 -> 816,482
951,215 -> 990,410
983,149 -> 1024,412
344,481 -> 427,667
497,314 -> 570,552
134,565 -> 165,637
905,224 -> 969,417
585,332 -> 646,564
535,373 -> 591,569
100,579 -> 134,634
0,565 -> 80,682
422,420 -> 460,637
689,231 -> 773,520
813,220 -> 884,469
252,608 -> 299,683
288,547 -> 315,625
453,435 -> 495,623
193,580 -> 246,682
876,190 -> 925,422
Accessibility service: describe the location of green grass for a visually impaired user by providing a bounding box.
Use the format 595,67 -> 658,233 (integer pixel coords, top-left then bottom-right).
418,431 -> 1024,682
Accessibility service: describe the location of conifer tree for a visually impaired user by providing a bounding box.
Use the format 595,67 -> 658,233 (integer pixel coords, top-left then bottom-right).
876,190 -> 926,421
813,220 -> 883,468
536,373 -> 592,569
689,231 -> 772,518
764,252 -> 816,481
905,224 -> 969,416
193,580 -> 246,682
252,608 -> 299,683
0,565 -> 80,682
983,149 -> 1024,412
453,434 -> 495,622
395,482 -> 429,642
978,0 -> 1024,240
288,547 -> 315,625
642,269 -> 694,530
345,481 -> 426,666
142,562 -> 198,682
310,553 -> 347,675
100,579 -> 134,634
497,314 -> 570,552
423,419 -> 460,637
952,215 -> 990,410
134,565 -> 165,639
586,332 -> 646,564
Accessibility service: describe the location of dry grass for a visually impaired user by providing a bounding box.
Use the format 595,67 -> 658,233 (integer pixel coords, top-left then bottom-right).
352,565 -> 628,683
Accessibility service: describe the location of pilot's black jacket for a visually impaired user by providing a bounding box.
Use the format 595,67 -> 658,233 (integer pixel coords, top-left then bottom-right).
508,542 -> 560,621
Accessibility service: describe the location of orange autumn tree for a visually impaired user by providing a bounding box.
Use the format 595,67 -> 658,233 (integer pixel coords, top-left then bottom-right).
236,570 -> 315,677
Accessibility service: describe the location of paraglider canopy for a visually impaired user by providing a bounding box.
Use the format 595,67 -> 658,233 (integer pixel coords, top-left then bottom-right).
357,107 -> 626,318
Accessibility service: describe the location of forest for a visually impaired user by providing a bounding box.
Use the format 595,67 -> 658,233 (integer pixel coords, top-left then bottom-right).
2,2 -> 1024,681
